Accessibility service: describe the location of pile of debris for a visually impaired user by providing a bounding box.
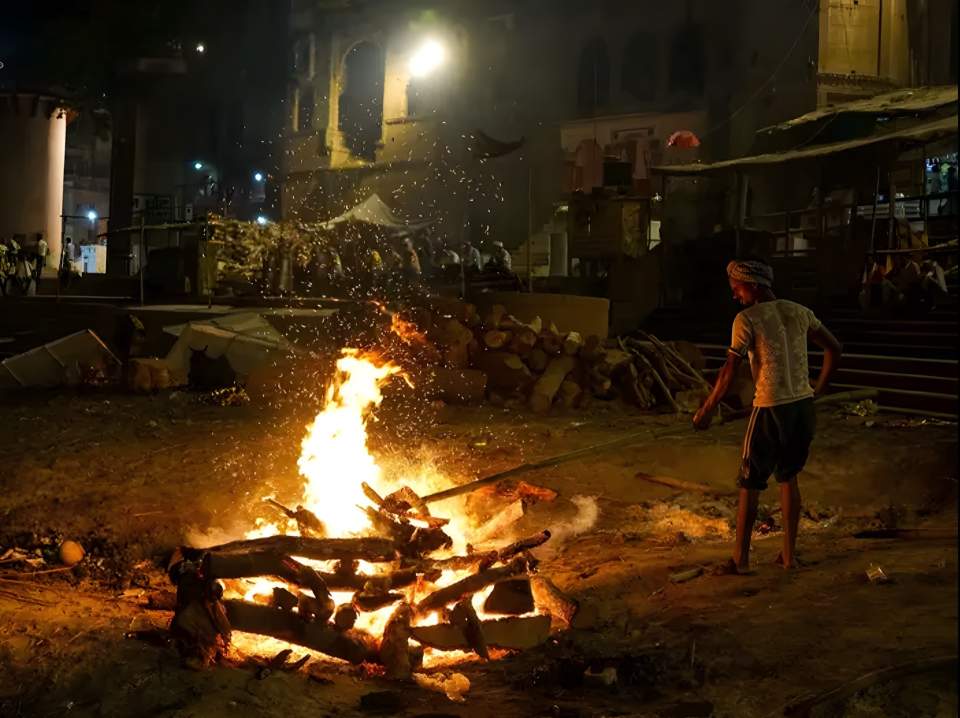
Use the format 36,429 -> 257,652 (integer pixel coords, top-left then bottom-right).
167,486 -> 579,678
393,303 -> 712,414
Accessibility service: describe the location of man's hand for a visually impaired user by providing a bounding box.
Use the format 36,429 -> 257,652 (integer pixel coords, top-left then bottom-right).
692,404 -> 714,431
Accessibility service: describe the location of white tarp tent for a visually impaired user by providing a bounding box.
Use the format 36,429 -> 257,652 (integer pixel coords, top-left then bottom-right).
164,312 -> 293,381
0,330 -> 120,389
318,193 -> 433,233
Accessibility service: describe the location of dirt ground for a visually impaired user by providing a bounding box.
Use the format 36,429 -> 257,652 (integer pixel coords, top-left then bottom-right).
0,388 -> 956,718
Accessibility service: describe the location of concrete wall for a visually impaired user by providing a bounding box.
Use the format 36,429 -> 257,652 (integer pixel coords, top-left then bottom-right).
0,94 -> 67,268
819,0 -> 911,83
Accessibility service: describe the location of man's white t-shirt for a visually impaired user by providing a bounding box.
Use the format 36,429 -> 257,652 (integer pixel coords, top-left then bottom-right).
729,299 -> 821,408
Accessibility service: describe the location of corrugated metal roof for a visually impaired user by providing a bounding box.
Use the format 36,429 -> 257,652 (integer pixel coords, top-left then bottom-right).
758,85 -> 958,134
653,114 -> 957,175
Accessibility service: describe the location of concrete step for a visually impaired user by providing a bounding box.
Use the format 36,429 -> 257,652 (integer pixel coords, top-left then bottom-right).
699,343 -> 957,417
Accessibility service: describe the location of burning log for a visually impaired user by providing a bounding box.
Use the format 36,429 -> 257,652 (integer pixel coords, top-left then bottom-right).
494,530 -> 552,564
530,576 -> 579,630
410,615 -> 551,652
416,556 -> 533,614
169,563 -> 231,668
203,536 -> 397,562
483,578 -> 534,616
379,603 -> 414,679
450,598 -> 489,659
298,590 -> 335,623
271,587 -> 299,612
353,589 -> 405,612
362,507 -> 453,557
334,604 -> 358,631
223,599 -> 377,664
362,482 -> 449,528
264,498 -> 326,538
206,549 -> 426,592
205,552 -> 334,613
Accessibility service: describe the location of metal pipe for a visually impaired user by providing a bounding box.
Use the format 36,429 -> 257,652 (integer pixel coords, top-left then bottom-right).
139,214 -> 145,306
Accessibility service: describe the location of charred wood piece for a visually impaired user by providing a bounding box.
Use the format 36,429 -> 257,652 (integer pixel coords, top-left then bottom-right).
416,556 -> 532,614
410,615 -> 551,652
264,498 -> 326,538
223,599 -> 377,664
201,536 -> 397,562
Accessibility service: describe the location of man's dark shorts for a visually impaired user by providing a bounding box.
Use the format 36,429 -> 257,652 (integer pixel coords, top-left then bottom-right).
738,398 -> 815,490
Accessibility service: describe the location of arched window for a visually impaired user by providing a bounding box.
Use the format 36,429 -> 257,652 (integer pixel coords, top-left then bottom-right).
669,21 -> 705,95
337,41 -> 384,161
622,31 -> 658,101
577,38 -> 610,115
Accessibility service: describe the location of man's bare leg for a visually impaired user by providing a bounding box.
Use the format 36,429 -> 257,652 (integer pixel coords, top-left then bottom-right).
733,488 -> 760,571
779,477 -> 801,569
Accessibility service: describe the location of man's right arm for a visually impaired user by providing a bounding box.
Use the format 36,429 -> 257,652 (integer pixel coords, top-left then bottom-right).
809,324 -> 842,397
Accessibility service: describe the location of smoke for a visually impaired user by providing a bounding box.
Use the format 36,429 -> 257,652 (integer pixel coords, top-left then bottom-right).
537,494 -> 599,558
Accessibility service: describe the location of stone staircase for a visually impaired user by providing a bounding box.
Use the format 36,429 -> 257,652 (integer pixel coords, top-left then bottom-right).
642,294 -> 958,419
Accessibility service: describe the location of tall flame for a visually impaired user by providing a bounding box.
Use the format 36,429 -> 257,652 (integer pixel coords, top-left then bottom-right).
297,349 -> 400,537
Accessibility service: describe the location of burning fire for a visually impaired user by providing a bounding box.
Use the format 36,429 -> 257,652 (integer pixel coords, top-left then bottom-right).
227,349 -> 536,664
297,349 -> 401,537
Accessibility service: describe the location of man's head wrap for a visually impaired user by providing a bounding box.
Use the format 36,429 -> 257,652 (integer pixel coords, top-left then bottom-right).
726,260 -> 774,288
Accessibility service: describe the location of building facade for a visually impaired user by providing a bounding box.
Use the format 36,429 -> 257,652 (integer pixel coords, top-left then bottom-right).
280,1 -> 828,253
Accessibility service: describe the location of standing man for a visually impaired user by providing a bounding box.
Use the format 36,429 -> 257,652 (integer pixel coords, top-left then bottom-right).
693,260 -> 842,573
461,240 -> 481,273
34,233 -> 48,283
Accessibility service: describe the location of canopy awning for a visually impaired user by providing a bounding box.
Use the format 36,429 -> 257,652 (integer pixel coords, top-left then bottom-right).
318,193 -> 433,232
653,114 -> 958,176
758,85 -> 958,134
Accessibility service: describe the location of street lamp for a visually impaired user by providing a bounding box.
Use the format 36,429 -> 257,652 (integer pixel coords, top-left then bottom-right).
256,215 -> 268,225
86,209 -> 98,222
194,161 -> 204,171
253,171 -> 264,182
409,39 -> 446,78
196,43 -> 206,54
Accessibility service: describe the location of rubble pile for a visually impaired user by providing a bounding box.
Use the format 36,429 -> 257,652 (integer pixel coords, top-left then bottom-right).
395,302 -> 712,414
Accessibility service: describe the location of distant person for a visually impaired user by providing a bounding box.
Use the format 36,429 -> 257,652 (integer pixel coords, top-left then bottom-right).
400,238 -> 421,281
34,234 -> 48,281
920,258 -> 949,309
946,165 -> 958,216
693,260 -> 841,574
435,243 -> 460,268
883,254 -> 922,308
858,258 -> 887,311
929,162 -> 943,216
60,237 -> 74,272
461,241 -> 481,272
487,240 -> 513,272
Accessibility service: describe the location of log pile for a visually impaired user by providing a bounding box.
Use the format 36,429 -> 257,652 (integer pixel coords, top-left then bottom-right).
166,485 -> 578,677
392,303 -> 711,414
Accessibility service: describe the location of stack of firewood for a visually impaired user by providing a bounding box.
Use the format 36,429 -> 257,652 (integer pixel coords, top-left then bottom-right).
166,486 -> 579,676
395,303 -> 712,414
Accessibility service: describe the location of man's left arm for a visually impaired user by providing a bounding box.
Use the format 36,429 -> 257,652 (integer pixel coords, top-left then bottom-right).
809,324 -> 842,397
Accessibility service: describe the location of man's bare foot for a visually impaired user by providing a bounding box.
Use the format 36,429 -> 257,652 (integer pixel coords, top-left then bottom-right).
713,558 -> 751,575
774,552 -> 808,569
